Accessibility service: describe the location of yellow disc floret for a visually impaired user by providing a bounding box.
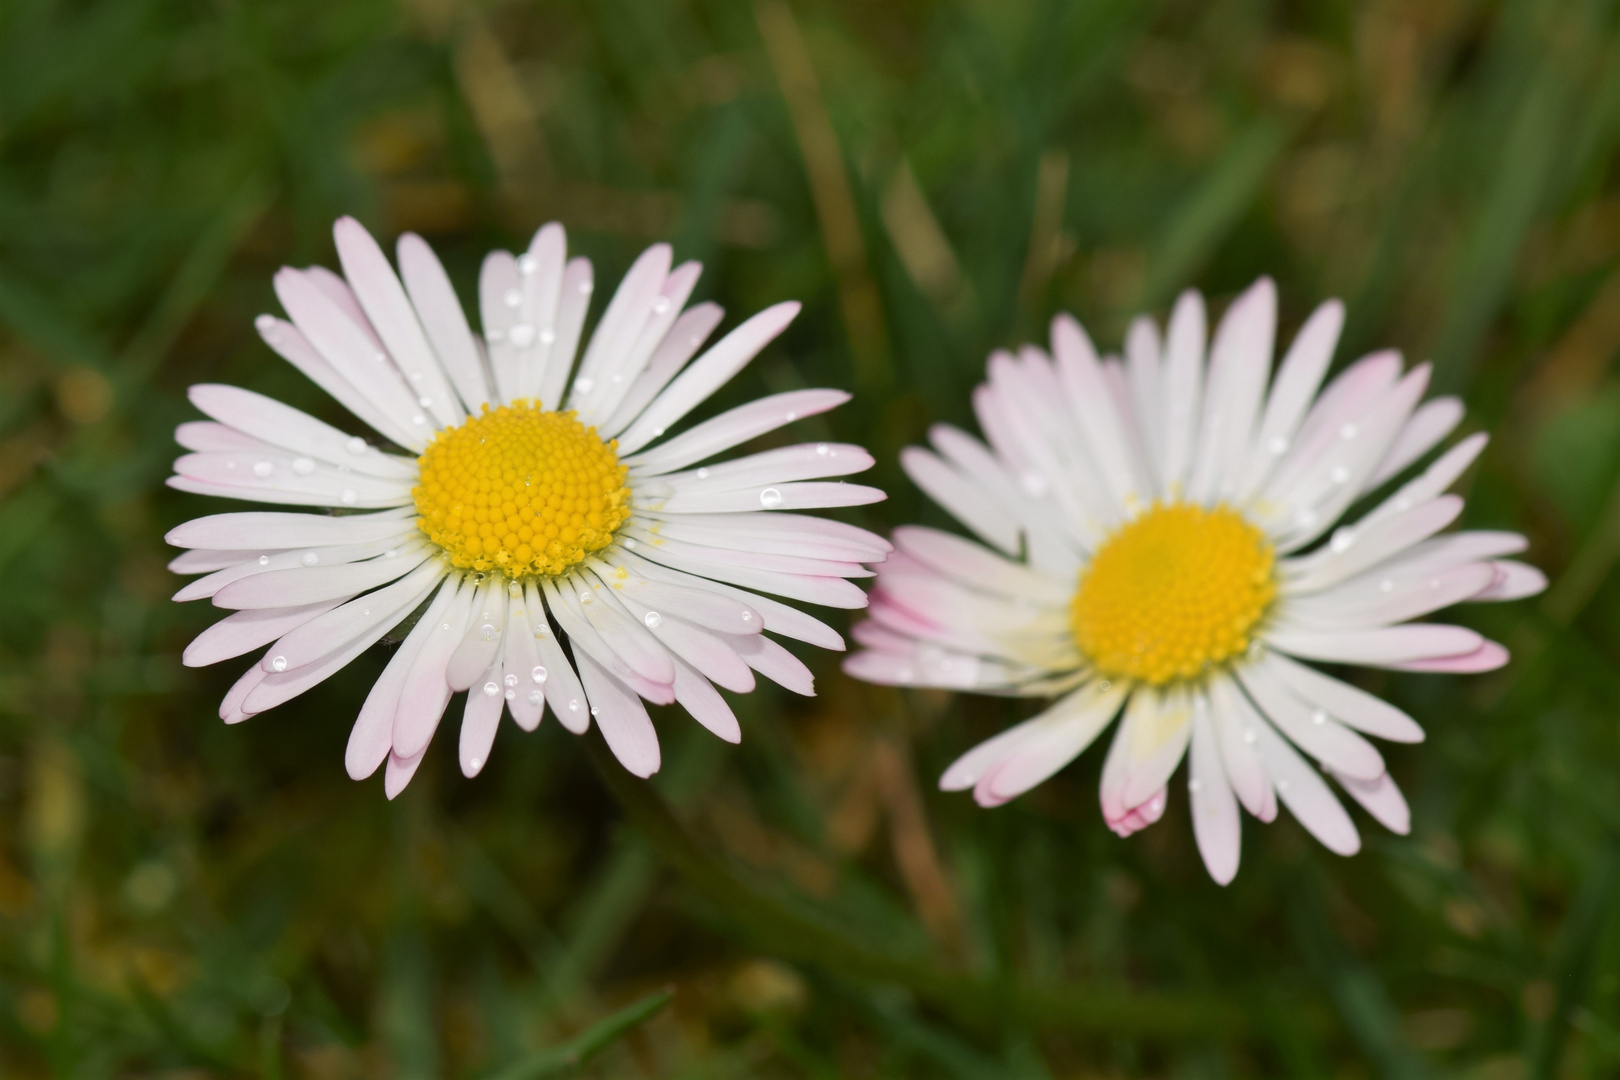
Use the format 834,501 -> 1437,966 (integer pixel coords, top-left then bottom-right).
1070,502 -> 1275,686
413,400 -> 631,578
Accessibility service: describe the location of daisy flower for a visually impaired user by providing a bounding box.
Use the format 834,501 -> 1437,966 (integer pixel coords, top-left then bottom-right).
168,217 -> 887,796
845,279 -> 1543,882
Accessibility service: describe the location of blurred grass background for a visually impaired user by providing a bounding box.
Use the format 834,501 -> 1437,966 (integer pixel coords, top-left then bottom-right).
1,0 -> 1619,1075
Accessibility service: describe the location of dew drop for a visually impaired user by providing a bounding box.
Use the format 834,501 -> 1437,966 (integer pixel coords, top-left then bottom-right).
503,674 -> 518,689
301,551 -> 319,566
340,489 -> 357,505
623,538 -> 637,549
1295,508 -> 1318,528
539,327 -> 556,345
479,623 -> 497,641
417,396 -> 432,409
255,314 -> 276,334
1020,472 -> 1048,496
1268,436 -> 1289,455
531,665 -> 547,683
486,328 -> 506,342
815,442 -> 830,456
291,457 -> 315,476
271,655 -> 287,672
411,414 -> 426,426
651,296 -> 671,314
759,487 -> 783,508
1243,728 -> 1258,744
258,555 -> 271,566
1311,708 -> 1328,726
1098,680 -> 1112,691
482,681 -> 500,697
740,610 -> 754,623
590,705 -> 600,716
1277,779 -> 1292,793
1188,779 -> 1202,793
252,460 -> 274,478
384,549 -> 398,559
1330,528 -> 1354,553
695,467 -> 709,480
517,253 -> 539,275
574,377 -> 595,395
508,323 -> 537,348
503,287 -> 523,308
1330,466 -> 1351,485
579,279 -> 593,294
568,698 -> 581,712
1379,578 -> 1394,593
1339,422 -> 1358,440
528,690 -> 542,705
469,757 -> 483,770
347,436 -> 368,455
644,611 -> 662,628
505,689 -> 516,700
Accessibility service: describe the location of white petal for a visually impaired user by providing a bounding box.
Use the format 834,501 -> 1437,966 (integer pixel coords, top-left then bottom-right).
626,389 -> 850,475
637,442 -> 873,492
172,451 -> 411,508
446,578 -> 507,691
627,534 -> 868,608
183,601 -> 343,668
1187,277 -> 1275,505
629,512 -> 889,564
384,747 -> 427,799
260,559 -> 446,676
1388,640 -> 1509,673
575,651 -> 661,777
1188,695 -> 1241,884
610,547 -> 844,649
1280,561 -> 1496,629
166,509 -> 415,552
525,582 -> 591,733
892,526 -> 1057,604
570,578 -> 676,687
1473,560 -> 1546,601
219,662 -> 268,724
1254,651 -> 1424,743
616,301 -> 801,455
1234,298 -> 1343,501
1236,660 -> 1385,781
254,315 -> 418,450
1282,495 -> 1463,593
399,232 -> 490,413
459,667 -> 505,778
538,256 -> 595,410
1118,686 -> 1195,810
174,532 -> 417,603
392,577 -> 474,759
586,262 -> 703,425
669,656 -> 741,743
516,224 -> 570,404
718,632 -> 814,695
570,245 -> 675,421
333,217 -> 463,427
1051,314 -> 1151,509
1206,675 -> 1276,821
1331,768 -> 1410,834
1265,624 -> 1482,667
1253,722 -> 1360,855
600,303 -> 724,438
187,384 -> 416,479
1158,289 -> 1206,494
1124,315 -> 1165,483
501,584 -> 546,731
479,250 -> 524,403
968,681 -> 1128,806
900,446 -> 1020,554
541,579 -> 675,704
343,583 -> 456,780
213,545 -> 433,610
1363,396 -> 1463,493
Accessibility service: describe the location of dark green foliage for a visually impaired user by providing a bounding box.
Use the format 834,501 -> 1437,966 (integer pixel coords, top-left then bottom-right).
0,0 -> 1617,1074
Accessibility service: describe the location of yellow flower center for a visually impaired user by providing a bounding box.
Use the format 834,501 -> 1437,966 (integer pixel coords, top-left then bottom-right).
1070,502 -> 1275,686
413,401 -> 631,578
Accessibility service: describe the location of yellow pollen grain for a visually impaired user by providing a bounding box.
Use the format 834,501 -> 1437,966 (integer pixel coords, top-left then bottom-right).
413,400 -> 631,579
1070,502 -> 1275,686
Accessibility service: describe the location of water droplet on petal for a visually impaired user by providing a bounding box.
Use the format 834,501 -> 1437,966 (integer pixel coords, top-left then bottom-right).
505,689 -> 516,701
1278,779 -> 1292,793
479,623 -> 497,641
1330,466 -> 1351,485
1379,578 -> 1394,593
508,323 -> 536,347
1098,680 -> 1112,691
574,377 -> 595,395
1188,778 -> 1202,792
539,327 -> 556,345
1339,422 -> 1358,440
258,555 -> 270,566
301,551 -> 319,566
255,314 -> 276,334
644,611 -> 662,628
531,665 -> 547,683
469,756 -> 483,770
271,656 -> 287,672
651,296 -> 670,314
384,549 -> 397,559
1268,436 -> 1289,455
590,705 -> 599,716
740,610 -> 753,623
503,287 -> 523,308
816,442 -> 830,456
1243,728 -> 1258,744
291,457 -> 315,476
252,460 -> 274,478
347,436 -> 368,455
695,467 -> 709,479
340,489 -> 357,505
1330,528 -> 1354,553
1311,709 -> 1328,726
417,396 -> 432,409
504,673 -> 518,689
760,487 -> 783,508
579,279 -> 593,294
411,414 -> 426,426
568,698 -> 581,712
483,682 -> 500,697
517,254 -> 538,275
528,690 -> 543,705
486,328 -> 506,342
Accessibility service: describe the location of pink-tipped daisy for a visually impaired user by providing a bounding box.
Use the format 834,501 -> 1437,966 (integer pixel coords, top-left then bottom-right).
845,278 -> 1543,882
168,217 -> 887,796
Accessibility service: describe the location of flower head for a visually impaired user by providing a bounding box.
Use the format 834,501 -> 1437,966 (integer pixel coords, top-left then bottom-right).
845,278 -> 1543,882
169,217 -> 887,795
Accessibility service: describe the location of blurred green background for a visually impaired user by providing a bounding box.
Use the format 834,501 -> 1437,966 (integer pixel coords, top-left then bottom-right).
1,0 -> 1619,1075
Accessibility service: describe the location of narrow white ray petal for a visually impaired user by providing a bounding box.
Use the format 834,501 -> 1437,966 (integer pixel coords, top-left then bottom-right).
717,632 -> 814,695
600,303 -> 724,438
274,268 -> 433,448
524,582 -> 591,733
929,422 -> 1084,575
1472,560 -> 1547,601
1388,640 -> 1508,673
175,421 -> 283,455
398,232 -> 491,413
1362,396 -> 1464,493
621,525 -> 867,581
1158,289 -> 1206,494
625,534 -> 867,608
1236,661 -> 1385,781
219,662 -> 269,724
1124,315 -> 1165,484
1330,768 -> 1410,834
255,315 -> 418,450
570,245 -> 674,420
446,578 -> 507,691
625,389 -> 851,477
170,548 -> 276,574
637,442 -> 873,495
1357,433 -> 1489,535
1265,623 -> 1482,667
183,601 -> 344,668
479,250 -> 525,403
616,301 -> 801,455
174,533 -> 418,603
391,577 -> 472,759
501,583 -> 546,731
609,547 -> 844,649
459,666 -> 505,778
512,224 -> 569,402
669,656 -> 741,743
970,681 -> 1128,807
1253,721 -> 1360,855
586,568 -> 754,693
1255,650 -> 1424,743
384,747 -> 427,799
213,545 -> 432,611
258,559 -> 446,674
1188,277 -> 1275,504
541,579 -> 675,704
1235,299 -> 1343,501
571,577 -> 677,688
900,447 -> 1021,554
586,263 -> 703,425
1263,351 -> 1401,501
575,651 -> 661,777
173,452 -> 412,508
1118,685 -> 1195,810
537,257 -> 595,409
1282,495 -> 1463,593
1188,693 -> 1241,884
1279,562 -> 1495,629
1051,314 -> 1150,510
1207,675 -> 1276,821
333,217 -> 463,427
343,582 -> 457,780
166,509 -> 415,551
187,385 -> 417,479
629,513 -> 888,564
892,526 -> 1059,604
589,555 -> 763,635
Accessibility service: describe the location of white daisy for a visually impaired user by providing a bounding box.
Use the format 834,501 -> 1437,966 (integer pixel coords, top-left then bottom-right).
168,217 -> 888,796
844,278 -> 1544,882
